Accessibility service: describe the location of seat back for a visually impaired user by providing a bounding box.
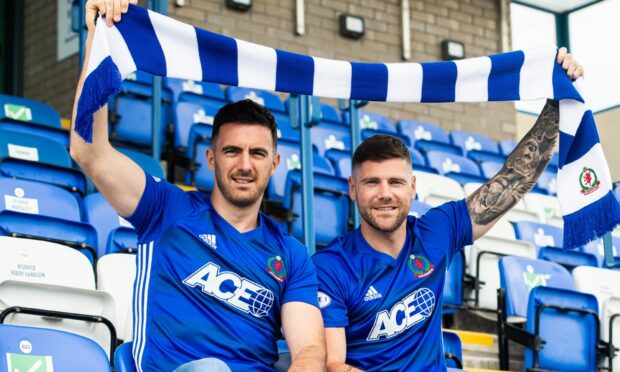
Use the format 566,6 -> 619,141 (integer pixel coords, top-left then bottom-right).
479,161 -> 503,179
114,341 -> 136,372
352,110 -> 395,132
0,236 -> 95,289
525,286 -> 598,371
0,324 -> 110,371
499,257 -> 574,321
0,280 -> 117,358
118,148 -> 165,179
513,221 -> 563,250
283,171 -> 349,246
97,253 -> 137,342
470,238 -> 536,315
226,87 -> 285,113
442,330 -> 463,369
0,177 -> 81,222
499,140 -> 517,156
536,170 -> 557,195
397,120 -> 451,145
311,121 -> 351,156
603,297 -> 620,371
0,94 -> 62,129
84,193 -> 136,257
320,103 -> 342,125
581,237 -> 620,267
426,151 -> 481,176
165,78 -> 225,104
538,247 -> 598,271
443,250 -> 464,313
573,266 -> 620,314
173,101 -> 221,150
0,128 -> 71,167
413,171 -> 464,207
450,130 -> 499,154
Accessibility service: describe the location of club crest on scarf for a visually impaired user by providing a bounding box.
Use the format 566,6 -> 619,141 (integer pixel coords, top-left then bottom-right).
579,167 -> 600,195
267,256 -> 287,282
408,255 -> 434,278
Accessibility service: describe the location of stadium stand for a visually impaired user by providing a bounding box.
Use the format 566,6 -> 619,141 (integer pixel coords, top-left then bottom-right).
413,171 -> 464,207
450,130 -> 505,164
84,192 -> 137,257
0,94 -> 69,148
498,257 -> 600,371
396,120 -> 462,156
0,324 -> 110,370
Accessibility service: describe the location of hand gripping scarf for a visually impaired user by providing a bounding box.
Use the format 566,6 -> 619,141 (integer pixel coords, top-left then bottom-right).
75,4 -> 620,249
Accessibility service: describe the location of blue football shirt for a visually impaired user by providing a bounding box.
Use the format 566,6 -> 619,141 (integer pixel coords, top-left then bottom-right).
126,173 -> 318,371
313,200 -> 472,371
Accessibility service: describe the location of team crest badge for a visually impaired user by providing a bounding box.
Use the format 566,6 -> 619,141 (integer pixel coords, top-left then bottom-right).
408,254 -> 434,278
579,167 -> 600,195
267,256 -> 287,282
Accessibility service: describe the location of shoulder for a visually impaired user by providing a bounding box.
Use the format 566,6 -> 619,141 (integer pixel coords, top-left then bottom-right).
418,199 -> 468,228
312,234 -> 355,274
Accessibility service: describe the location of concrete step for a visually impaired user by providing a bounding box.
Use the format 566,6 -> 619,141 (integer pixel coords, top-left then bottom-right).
445,329 -> 524,372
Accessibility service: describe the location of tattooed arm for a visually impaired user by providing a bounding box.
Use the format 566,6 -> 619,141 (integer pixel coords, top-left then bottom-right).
466,47 -> 584,240
466,100 -> 558,240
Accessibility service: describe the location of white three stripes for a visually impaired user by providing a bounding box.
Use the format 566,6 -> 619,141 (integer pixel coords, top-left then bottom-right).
133,241 -> 154,371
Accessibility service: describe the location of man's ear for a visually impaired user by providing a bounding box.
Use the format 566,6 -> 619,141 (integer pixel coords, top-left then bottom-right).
207,146 -> 215,171
348,176 -> 356,202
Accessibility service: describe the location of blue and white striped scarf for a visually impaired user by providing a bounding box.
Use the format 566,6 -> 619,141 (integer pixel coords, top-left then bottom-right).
76,4 -> 619,249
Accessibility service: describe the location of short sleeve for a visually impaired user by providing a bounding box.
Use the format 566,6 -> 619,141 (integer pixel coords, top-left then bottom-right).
125,172 -> 191,239
417,199 -> 473,259
282,239 -> 319,308
312,252 -> 350,328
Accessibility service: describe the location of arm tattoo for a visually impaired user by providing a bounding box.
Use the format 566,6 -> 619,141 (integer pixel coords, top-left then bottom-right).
466,100 -> 559,225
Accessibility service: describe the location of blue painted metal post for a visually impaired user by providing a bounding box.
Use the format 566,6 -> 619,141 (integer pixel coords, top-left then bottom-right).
298,95 -> 321,254
339,99 -> 367,228
149,0 -> 167,163
73,0 -> 87,71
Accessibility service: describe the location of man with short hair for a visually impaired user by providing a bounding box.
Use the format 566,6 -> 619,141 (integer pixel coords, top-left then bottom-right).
70,1 -> 326,371
313,50 -> 583,371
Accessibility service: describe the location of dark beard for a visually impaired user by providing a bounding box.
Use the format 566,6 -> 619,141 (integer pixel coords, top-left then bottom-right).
358,205 -> 409,233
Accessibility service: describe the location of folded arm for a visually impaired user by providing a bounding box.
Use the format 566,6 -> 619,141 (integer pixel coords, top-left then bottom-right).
282,301 -> 327,371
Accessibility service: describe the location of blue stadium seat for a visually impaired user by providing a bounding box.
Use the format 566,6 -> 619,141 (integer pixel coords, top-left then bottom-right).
450,130 -> 503,163
186,123 -> 213,164
109,93 -> 170,148
425,151 -> 487,185
0,178 -> 81,222
0,128 -> 87,195
84,193 -> 137,257
343,110 -> 395,132
165,78 -> 225,105
512,221 -> 598,271
275,339 -> 291,372
409,200 -> 431,218
324,149 -> 351,179
320,103 -> 343,125
118,148 -> 165,179
226,87 -> 286,113
499,139 -> 517,156
273,112 -> 299,143
360,129 -> 411,147
0,324 -> 110,371
311,121 -> 351,156
119,71 -> 173,101
538,246 -> 598,271
187,138 -> 214,191
396,120 -> 462,156
513,221 -> 563,250
548,152 -> 559,173
0,94 -> 69,147
498,257 -> 599,371
172,101 -> 221,151
114,341 -> 135,372
282,170 -> 349,246
268,140 -> 335,203
443,330 -> 464,369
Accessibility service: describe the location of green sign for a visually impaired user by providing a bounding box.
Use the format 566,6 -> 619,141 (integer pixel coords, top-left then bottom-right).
6,353 -> 54,372
4,104 -> 33,122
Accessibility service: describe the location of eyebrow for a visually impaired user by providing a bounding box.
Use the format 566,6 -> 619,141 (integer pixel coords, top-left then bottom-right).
360,176 -> 408,183
220,145 -> 270,153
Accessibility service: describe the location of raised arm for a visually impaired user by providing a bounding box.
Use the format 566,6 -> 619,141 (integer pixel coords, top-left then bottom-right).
281,301 -> 326,371
70,0 -> 144,217
466,48 -> 584,240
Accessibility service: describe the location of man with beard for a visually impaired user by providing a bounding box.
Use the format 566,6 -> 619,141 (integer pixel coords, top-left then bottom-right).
313,49 -> 583,371
70,3 -> 325,370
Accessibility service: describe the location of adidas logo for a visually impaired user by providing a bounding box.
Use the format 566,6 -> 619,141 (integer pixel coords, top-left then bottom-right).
364,285 -> 382,302
199,234 -> 217,249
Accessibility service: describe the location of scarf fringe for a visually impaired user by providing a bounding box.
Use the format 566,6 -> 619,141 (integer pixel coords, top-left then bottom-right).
563,191 -> 620,249
75,56 -> 122,143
